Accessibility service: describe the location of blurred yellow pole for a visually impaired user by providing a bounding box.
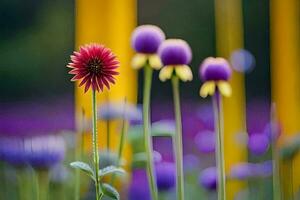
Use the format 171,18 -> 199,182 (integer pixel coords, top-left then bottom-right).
214,0 -> 247,199
75,0 -> 137,164
270,0 -> 300,198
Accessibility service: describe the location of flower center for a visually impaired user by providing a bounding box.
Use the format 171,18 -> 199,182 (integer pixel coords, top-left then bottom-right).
88,59 -> 103,74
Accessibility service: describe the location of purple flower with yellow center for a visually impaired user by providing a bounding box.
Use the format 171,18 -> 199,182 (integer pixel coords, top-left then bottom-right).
158,39 -> 193,82
199,57 -> 232,97
24,135 -> 66,170
248,133 -> 270,155
131,25 -> 165,70
199,167 -> 217,190
155,162 -> 175,191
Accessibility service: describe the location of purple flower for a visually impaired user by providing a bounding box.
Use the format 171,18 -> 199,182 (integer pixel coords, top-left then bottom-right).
200,57 -> 232,82
155,162 -> 175,191
263,122 -> 281,142
24,135 -> 66,170
158,39 -> 193,82
230,49 -> 255,73
230,161 -> 273,180
183,154 -> 200,172
195,130 -> 215,153
98,101 -> 142,122
230,163 -> 257,180
199,167 -> 217,190
128,169 -> 151,200
248,133 -> 269,155
0,137 -> 27,167
131,25 -> 165,54
159,39 -> 192,66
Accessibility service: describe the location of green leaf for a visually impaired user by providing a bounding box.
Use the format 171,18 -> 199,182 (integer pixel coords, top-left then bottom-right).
99,165 -> 126,178
70,161 -> 95,181
102,183 -> 120,200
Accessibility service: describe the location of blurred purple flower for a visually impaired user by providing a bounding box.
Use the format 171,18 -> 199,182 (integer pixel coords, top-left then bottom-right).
0,137 -> 27,167
98,101 -> 142,122
131,25 -> 165,54
183,154 -> 200,172
230,163 -> 257,180
155,162 -> 175,191
199,167 -> 217,191
195,130 -> 215,153
128,169 -> 151,200
230,161 -> 273,180
24,135 -> 66,170
248,133 -> 269,155
263,122 -> 281,142
230,49 -> 255,73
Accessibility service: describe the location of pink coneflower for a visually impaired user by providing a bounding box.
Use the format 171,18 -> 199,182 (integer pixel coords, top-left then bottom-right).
67,44 -> 119,93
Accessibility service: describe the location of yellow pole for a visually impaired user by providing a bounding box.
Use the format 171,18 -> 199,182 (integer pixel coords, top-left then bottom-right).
270,0 -> 300,198
214,0 -> 247,199
75,0 -> 137,168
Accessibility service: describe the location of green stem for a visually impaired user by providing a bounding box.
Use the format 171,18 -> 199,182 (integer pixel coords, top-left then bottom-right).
17,169 -> 30,200
35,170 -> 49,200
171,76 -> 185,200
213,92 -> 226,200
272,140 -> 281,200
92,90 -> 102,200
143,65 -> 158,200
107,120 -> 110,153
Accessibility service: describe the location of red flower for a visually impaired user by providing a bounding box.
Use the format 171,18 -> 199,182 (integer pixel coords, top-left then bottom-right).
67,44 -> 119,93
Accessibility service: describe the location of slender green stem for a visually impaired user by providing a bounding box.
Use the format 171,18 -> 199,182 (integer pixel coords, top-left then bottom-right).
272,139 -> 281,200
106,94 -> 110,153
143,65 -> 158,200
212,92 -> 226,200
17,169 -> 30,200
92,90 -> 102,200
35,170 -> 49,200
171,76 -> 185,200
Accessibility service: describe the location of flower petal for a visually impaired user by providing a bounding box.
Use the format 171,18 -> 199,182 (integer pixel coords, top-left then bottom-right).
159,66 -> 174,82
131,54 -> 147,69
217,81 -> 232,97
174,65 -> 193,82
148,54 -> 162,70
199,81 -> 216,98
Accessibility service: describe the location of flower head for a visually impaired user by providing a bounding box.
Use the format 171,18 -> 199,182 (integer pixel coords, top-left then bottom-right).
24,135 -> 66,170
67,44 -> 119,93
0,137 -> 27,167
128,169 -> 151,200
248,133 -> 269,155
131,25 -> 165,70
229,162 -> 257,180
199,57 -> 232,97
158,39 -> 193,82
155,162 -> 175,191
195,130 -> 215,153
98,101 -> 142,122
199,167 -> 217,190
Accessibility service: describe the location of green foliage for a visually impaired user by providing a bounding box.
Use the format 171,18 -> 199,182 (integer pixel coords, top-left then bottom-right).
98,166 -> 125,179
70,161 -> 95,181
102,183 -> 120,200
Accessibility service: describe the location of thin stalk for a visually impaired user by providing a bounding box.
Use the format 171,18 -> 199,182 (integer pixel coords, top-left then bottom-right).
171,76 -> 185,200
212,92 -> 226,200
92,90 -> 102,200
17,169 -> 30,200
106,94 -> 110,153
143,65 -> 158,200
35,170 -> 49,200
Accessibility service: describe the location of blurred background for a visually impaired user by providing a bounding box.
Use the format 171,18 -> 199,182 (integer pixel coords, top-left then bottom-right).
0,0 -> 299,200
